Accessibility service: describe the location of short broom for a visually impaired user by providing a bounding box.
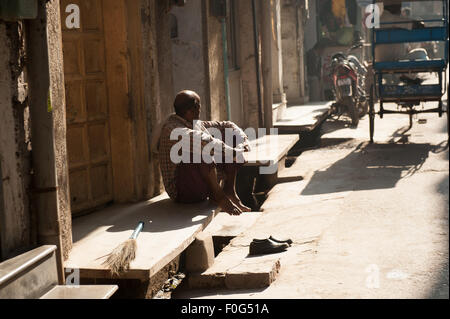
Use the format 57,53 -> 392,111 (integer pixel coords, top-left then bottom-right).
103,221 -> 145,276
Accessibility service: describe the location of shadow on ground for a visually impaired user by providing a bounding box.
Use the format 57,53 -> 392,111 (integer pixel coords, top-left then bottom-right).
322,116 -> 356,133
301,141 -> 448,196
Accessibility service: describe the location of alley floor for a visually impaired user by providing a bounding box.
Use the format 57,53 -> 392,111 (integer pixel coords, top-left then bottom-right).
173,101 -> 449,299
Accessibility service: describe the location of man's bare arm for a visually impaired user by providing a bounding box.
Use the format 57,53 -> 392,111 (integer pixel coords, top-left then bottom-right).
201,120 -> 251,151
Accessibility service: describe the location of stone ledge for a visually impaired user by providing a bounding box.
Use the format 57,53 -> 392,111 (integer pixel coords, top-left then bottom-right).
188,244 -> 281,289
65,194 -> 218,281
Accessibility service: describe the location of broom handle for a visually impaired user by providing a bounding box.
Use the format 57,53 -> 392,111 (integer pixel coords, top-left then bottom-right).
130,222 -> 145,240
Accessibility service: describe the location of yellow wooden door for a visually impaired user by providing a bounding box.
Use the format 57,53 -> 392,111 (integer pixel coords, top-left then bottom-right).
61,0 -> 113,215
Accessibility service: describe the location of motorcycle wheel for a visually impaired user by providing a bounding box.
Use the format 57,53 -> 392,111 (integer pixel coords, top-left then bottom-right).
343,96 -> 359,127
359,99 -> 369,118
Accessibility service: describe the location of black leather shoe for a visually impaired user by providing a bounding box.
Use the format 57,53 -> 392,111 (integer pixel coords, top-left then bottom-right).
252,237 -> 293,246
249,239 -> 289,256
269,236 -> 293,246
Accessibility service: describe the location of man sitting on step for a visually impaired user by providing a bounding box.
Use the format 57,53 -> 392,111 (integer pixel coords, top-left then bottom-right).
156,90 -> 252,216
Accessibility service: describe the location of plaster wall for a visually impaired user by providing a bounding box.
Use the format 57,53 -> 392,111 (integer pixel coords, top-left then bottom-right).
156,0 -> 175,122
236,0 -> 260,129
272,0 -> 284,103
170,0 -> 208,120
46,0 -> 72,260
140,0 -> 163,196
203,0 -> 227,122
304,0 -> 317,52
0,22 -> 33,261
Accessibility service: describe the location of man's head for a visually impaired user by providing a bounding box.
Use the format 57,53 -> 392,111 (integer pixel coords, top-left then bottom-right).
174,90 -> 201,122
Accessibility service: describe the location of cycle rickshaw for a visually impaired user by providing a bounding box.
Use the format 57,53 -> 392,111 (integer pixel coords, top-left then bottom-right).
369,0 -> 449,143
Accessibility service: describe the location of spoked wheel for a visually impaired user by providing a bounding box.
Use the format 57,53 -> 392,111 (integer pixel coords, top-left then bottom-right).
369,85 -> 375,143
344,96 -> 359,127
359,99 -> 369,118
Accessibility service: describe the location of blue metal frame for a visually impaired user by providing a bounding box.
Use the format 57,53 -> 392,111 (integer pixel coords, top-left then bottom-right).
371,0 -> 449,101
374,59 -> 446,72
368,0 -> 449,143
375,26 -> 447,44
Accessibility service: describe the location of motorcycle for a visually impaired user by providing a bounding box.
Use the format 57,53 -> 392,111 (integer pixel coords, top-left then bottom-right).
329,44 -> 369,127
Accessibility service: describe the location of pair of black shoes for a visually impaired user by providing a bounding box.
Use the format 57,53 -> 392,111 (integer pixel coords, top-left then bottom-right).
249,236 -> 293,256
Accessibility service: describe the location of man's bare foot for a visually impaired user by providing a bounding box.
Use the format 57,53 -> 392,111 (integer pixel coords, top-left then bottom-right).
226,191 -> 252,212
221,197 -> 243,216
231,198 -> 252,212
211,196 -> 242,216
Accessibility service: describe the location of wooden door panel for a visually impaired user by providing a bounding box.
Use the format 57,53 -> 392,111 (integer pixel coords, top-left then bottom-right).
88,123 -> 109,162
90,164 -> 111,200
80,0 -> 103,31
65,81 -> 85,124
66,126 -> 88,166
61,0 -> 113,215
69,169 -> 90,205
83,39 -> 105,74
61,40 -> 81,75
85,81 -> 107,120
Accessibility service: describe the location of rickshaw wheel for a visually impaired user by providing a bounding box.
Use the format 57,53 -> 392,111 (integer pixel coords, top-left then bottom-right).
369,85 -> 375,143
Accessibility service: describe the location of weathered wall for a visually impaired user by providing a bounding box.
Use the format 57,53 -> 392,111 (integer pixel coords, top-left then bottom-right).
25,0 -> 67,281
46,0 -> 72,261
304,0 -> 317,52
170,0 -> 208,120
203,0 -> 226,122
126,0 -> 152,201
272,0 -> 284,103
0,21 -> 33,261
236,0 -> 261,129
140,0 -> 167,196
156,0 -> 175,122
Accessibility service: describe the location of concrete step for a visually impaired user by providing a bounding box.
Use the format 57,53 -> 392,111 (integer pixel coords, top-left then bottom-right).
0,245 -> 59,299
187,237 -> 282,290
65,193 -> 218,281
274,101 -> 333,133
0,245 -> 118,299
187,212 -> 282,290
40,285 -> 118,299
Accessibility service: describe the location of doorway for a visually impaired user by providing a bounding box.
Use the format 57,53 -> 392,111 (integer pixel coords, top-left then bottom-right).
60,0 -> 114,215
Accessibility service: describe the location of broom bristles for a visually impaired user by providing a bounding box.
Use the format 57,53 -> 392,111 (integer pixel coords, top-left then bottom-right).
103,239 -> 137,276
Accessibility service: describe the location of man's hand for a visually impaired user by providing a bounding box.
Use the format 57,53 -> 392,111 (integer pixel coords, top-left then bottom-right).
237,142 -> 251,152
